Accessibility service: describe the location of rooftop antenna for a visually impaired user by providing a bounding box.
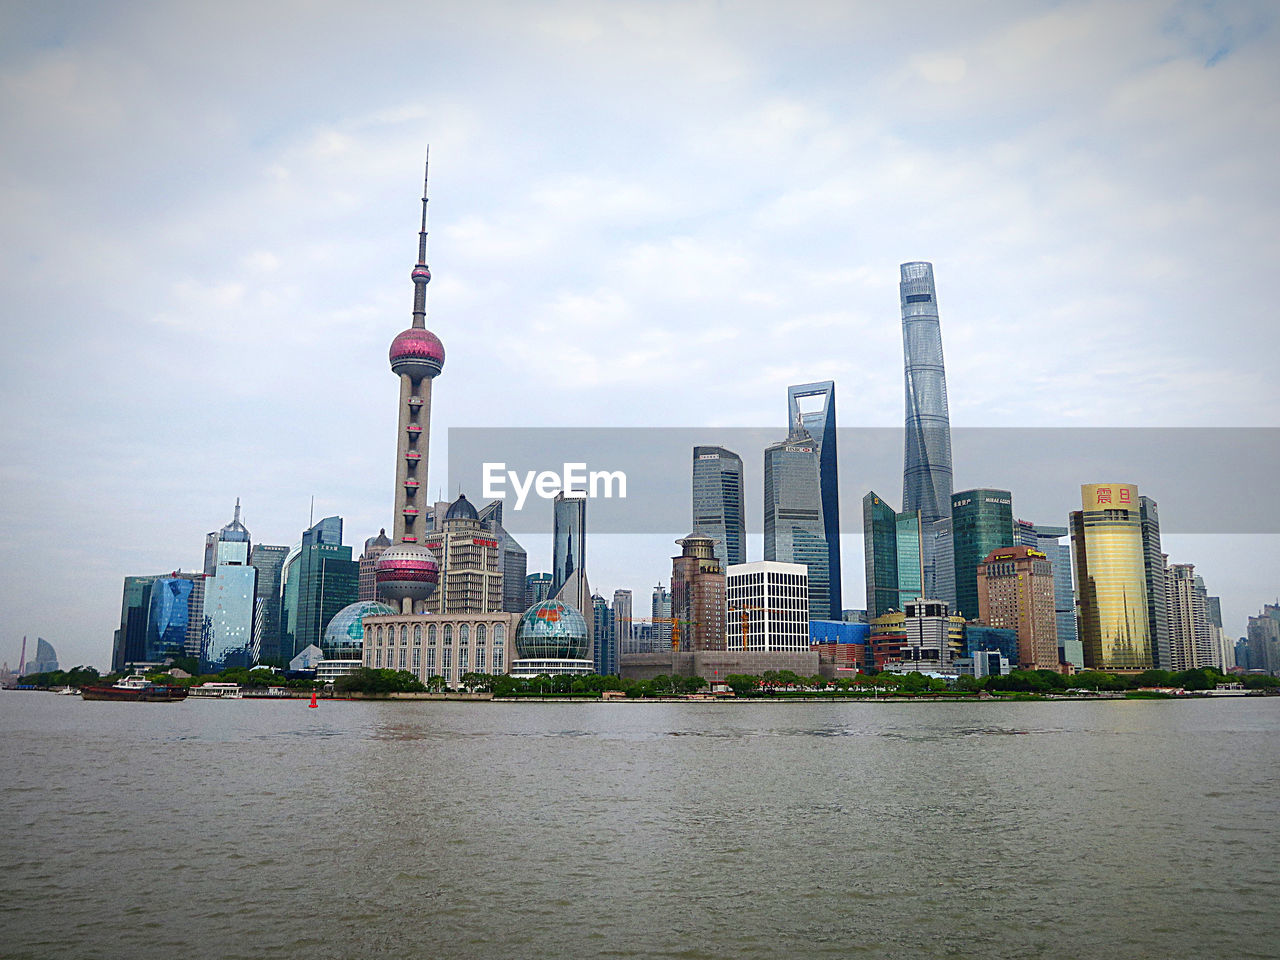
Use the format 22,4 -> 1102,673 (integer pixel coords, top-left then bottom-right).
309,495 -> 315,529
233,497 -> 241,524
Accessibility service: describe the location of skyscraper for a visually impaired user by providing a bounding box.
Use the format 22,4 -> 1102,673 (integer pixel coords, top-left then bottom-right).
764,425 -> 829,621
950,489 -> 1014,621
671,535 -> 726,651
1139,496 -> 1172,671
200,501 -> 259,672
1166,563 -> 1212,671
591,593 -> 614,674
284,516 -> 358,661
862,491 -> 899,620
375,155 -> 443,616
478,499 -> 529,614
1070,482 -> 1153,671
977,545 -> 1059,670
1020,523 -> 1082,669
114,574 -> 161,671
787,382 -> 841,617
611,589 -> 632,669
650,582 -> 672,653
894,510 -> 925,613
22,638 -> 58,676
423,494 -> 503,614
900,261 -> 954,606
726,561 -> 810,653
250,542 -> 289,664
691,445 -> 745,569
146,576 -> 194,663
525,572 -> 554,607
552,491 -> 586,597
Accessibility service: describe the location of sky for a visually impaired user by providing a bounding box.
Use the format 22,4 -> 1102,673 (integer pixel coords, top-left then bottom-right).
1,0 -> 1278,671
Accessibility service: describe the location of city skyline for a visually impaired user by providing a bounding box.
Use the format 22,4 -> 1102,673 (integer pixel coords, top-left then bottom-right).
3,1 -> 1279,669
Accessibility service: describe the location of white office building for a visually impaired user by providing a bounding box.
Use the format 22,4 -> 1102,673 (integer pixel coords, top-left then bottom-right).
726,561 -> 810,653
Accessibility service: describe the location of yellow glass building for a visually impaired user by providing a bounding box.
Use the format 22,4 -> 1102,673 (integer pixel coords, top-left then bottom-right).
1070,482 -> 1153,671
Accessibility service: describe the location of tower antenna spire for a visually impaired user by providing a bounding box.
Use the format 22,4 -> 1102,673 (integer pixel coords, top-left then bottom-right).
411,147 -> 431,330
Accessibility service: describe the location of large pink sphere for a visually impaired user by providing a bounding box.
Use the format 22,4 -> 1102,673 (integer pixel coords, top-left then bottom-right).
375,543 -> 439,605
389,328 -> 445,379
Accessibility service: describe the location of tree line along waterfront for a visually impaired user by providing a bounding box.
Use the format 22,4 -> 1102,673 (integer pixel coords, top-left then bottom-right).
14,662 -> 1278,701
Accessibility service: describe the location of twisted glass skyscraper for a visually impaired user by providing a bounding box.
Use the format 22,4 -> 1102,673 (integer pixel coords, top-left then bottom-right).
900,261 -> 954,604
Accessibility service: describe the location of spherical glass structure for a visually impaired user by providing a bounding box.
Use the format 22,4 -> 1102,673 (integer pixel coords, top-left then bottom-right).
322,600 -> 395,659
515,599 -> 589,660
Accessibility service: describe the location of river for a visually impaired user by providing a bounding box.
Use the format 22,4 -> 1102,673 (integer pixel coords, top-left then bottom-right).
1,693 -> 1277,959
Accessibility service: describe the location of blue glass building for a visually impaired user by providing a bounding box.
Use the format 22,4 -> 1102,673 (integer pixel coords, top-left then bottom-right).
964,624 -> 1019,665
692,445 -> 745,569
787,382 -> 841,619
764,427 -> 829,622
146,577 -> 193,662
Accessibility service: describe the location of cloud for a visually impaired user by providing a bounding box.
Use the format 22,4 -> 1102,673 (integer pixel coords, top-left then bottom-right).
1,0 -> 1277,668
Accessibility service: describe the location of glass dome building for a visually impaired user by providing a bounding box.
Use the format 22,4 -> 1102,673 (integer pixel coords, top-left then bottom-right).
510,599 -> 594,677
322,600 -> 396,660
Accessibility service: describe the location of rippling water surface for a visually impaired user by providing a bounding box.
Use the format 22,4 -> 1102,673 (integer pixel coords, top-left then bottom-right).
2,694 -> 1278,959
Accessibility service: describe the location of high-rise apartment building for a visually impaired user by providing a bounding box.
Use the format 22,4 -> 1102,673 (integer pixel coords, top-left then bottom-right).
1070,482 -> 1153,671
1166,562 -> 1212,671
1244,605 -> 1280,675
478,499 -> 529,614
692,446 -> 746,569
1139,496 -> 1172,671
764,426 -> 829,621
671,535 -> 726,651
726,561 -> 810,652
591,593 -> 615,675
951,489 -> 1014,621
900,261 -> 954,607
611,589 -> 632,669
976,545 -> 1059,670
650,583 -> 672,653
787,382 -> 841,617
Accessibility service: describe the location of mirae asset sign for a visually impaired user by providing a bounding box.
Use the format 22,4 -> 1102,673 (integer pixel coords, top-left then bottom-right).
482,463 -> 627,510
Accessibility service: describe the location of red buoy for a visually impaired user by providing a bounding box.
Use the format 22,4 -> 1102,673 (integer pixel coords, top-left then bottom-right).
308,690 -> 318,708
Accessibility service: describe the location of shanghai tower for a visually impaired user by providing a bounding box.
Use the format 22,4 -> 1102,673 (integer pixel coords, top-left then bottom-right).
900,261 -> 954,605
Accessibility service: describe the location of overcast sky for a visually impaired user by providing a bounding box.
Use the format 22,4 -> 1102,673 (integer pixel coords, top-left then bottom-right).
2,0 -> 1277,671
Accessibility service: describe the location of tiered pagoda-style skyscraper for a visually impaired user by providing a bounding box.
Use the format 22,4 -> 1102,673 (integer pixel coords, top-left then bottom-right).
375,155 -> 445,613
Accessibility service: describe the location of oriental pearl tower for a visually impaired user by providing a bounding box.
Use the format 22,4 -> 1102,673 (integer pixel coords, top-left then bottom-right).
375,153 -> 445,613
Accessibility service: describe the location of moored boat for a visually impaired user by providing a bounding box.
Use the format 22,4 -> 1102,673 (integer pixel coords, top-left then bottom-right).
80,674 -> 188,702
